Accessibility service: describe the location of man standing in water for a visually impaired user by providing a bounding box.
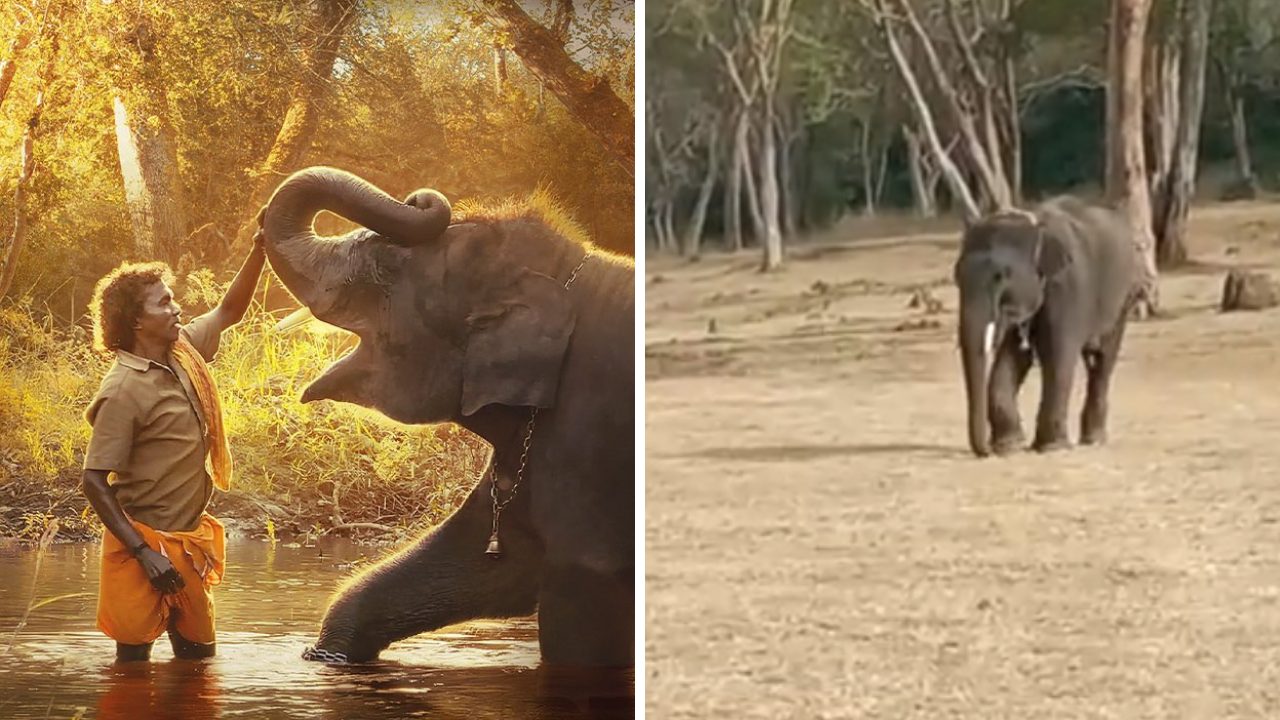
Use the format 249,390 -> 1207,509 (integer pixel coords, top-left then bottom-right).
82,233 -> 265,662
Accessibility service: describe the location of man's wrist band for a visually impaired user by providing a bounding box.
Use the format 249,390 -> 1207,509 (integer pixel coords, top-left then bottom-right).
129,541 -> 149,557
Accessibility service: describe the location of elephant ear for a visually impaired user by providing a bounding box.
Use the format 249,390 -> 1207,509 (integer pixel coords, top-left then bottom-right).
461,269 -> 575,416
1034,226 -> 1072,279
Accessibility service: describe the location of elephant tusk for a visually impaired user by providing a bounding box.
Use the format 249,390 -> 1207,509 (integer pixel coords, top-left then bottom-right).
273,306 -> 317,333
983,321 -> 996,356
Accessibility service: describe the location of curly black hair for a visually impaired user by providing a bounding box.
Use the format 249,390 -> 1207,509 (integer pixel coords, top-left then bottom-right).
88,261 -> 176,354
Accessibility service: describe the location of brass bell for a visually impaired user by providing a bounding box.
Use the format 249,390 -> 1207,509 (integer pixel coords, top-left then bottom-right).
484,531 -> 502,558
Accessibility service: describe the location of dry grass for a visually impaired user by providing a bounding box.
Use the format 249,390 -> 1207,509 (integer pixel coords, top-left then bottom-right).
645,201 -> 1280,719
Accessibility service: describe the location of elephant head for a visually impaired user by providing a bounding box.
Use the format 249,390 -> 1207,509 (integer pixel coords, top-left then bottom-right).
953,210 -> 1071,456
260,166 -> 577,424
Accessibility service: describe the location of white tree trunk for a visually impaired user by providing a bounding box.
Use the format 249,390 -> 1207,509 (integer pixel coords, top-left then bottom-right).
905,127 -> 937,217
684,137 -> 719,258
739,114 -> 767,244
759,105 -> 784,272
877,1 -> 981,222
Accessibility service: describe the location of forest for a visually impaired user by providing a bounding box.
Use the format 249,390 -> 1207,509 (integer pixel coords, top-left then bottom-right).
0,0 -> 634,541
645,0 -> 1280,296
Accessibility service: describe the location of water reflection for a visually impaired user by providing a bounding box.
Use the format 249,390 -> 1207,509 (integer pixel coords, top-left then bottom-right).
0,539 -> 633,719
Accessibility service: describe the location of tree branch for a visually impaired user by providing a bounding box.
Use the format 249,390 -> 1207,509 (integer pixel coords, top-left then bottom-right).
476,0 -> 634,175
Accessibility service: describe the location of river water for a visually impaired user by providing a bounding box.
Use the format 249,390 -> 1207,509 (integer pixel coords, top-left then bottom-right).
0,538 -> 633,719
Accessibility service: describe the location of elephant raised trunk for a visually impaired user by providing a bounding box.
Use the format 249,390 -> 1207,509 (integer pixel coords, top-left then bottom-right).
260,166 -> 451,317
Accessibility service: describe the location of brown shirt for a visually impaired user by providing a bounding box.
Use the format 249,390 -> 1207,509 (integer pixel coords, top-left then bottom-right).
83,314 -> 223,532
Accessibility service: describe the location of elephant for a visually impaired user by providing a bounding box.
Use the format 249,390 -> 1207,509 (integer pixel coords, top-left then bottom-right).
258,166 -> 635,667
952,195 -> 1139,458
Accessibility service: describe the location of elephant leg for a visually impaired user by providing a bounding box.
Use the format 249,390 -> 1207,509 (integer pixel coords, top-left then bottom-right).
537,562 -> 634,667
987,334 -> 1034,455
306,479 -> 544,662
1080,317 -> 1129,445
1032,335 -> 1080,453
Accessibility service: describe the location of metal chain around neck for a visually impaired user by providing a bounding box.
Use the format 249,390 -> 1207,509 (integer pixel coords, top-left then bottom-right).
564,251 -> 592,289
484,251 -> 589,558
490,408 -> 536,517
486,408 -> 537,558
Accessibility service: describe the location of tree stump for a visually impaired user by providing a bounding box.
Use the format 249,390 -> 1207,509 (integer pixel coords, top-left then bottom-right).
1220,269 -> 1279,312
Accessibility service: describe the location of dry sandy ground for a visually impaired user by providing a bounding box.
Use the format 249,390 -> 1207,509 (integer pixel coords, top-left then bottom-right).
644,202 -> 1280,719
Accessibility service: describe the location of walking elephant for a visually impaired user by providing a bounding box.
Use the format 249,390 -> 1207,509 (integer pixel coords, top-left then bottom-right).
259,166 -> 634,667
953,196 -> 1139,457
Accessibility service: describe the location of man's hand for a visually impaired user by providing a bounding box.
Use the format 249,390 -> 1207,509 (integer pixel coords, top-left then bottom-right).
135,546 -> 186,594
200,215 -> 270,334
253,206 -> 267,251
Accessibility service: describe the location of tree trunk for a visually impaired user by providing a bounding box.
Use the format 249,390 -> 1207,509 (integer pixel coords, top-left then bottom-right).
898,0 -> 1010,210
661,201 -> 677,253
0,6 -> 55,300
874,134 -> 891,209
1214,56 -> 1256,195
1227,89 -> 1255,191
112,9 -> 189,265
0,17 -> 34,113
648,208 -> 664,252
1144,35 -> 1179,223
877,0 -> 981,222
477,0 -> 633,174
0,94 -> 42,301
739,114 -> 766,245
113,96 -> 188,262
1001,52 -> 1022,205
232,0 -> 358,254
1154,0 -> 1214,268
726,121 -> 744,252
946,0 -> 1013,207
651,200 -> 672,253
776,109 -> 798,238
1107,0 -> 1159,316
861,118 -> 876,216
905,127 -> 937,217
759,102 -> 784,272
685,140 -> 718,259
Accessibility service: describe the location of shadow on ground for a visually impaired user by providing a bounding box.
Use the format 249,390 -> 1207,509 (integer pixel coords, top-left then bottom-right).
670,443 -> 968,462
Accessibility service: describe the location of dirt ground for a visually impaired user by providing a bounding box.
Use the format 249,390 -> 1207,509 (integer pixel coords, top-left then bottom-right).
644,202 -> 1280,719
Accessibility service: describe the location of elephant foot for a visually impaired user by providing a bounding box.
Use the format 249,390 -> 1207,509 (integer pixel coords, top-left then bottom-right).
990,431 -> 1026,456
302,645 -> 352,664
1080,425 -> 1108,446
1032,436 -> 1072,453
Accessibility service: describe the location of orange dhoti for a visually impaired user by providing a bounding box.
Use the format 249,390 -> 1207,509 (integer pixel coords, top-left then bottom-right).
97,513 -> 226,645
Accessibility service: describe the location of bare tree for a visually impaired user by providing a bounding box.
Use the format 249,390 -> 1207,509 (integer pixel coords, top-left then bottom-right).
870,0 -> 981,222
747,0 -> 795,271
683,108 -> 721,258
